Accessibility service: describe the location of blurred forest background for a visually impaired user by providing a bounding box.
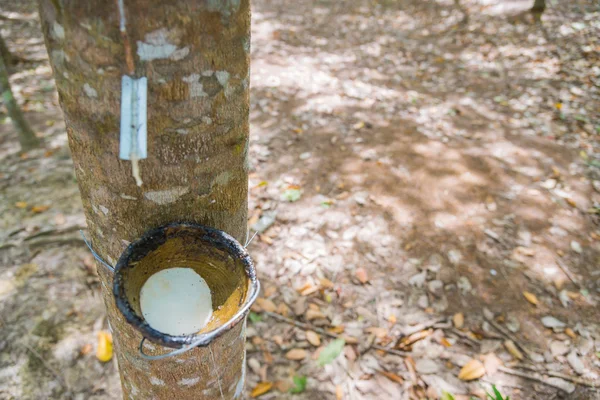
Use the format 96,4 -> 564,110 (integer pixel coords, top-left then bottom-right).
0,0 -> 599,399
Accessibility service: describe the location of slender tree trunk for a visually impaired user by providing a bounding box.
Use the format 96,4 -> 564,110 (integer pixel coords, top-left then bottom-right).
39,1 -> 250,398
531,0 -> 546,14
0,37 -> 39,151
0,35 -> 13,67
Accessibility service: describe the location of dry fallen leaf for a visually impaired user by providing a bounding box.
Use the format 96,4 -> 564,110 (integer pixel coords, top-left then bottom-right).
96,331 -> 113,362
256,298 -> 277,313
251,382 -> 273,398
54,213 -> 66,225
248,213 -> 260,227
15,201 -> 28,209
31,205 -> 51,213
263,286 -> 277,297
252,337 -> 264,346
453,312 -> 464,328
320,278 -> 334,289
298,283 -> 319,296
565,328 -> 577,339
365,327 -> 387,338
328,326 -> 345,334
388,315 -> 397,324
285,348 -> 307,361
378,370 -> 404,384
355,268 -> 369,284
353,121 -> 365,130
440,337 -> 452,347
306,330 -> 321,346
458,359 -> 485,381
504,340 -> 523,360
566,291 -> 580,299
482,353 -> 503,375
305,308 -> 326,321
523,291 -> 538,306
344,345 -> 357,361
398,329 -> 432,349
80,343 -> 93,356
342,335 -> 359,345
276,303 -> 290,317
274,380 -> 292,393
263,350 -> 274,365
271,335 -> 283,346
259,234 -> 273,245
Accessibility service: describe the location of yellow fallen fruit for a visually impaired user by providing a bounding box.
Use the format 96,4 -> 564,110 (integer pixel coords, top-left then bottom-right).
458,359 -> 485,381
251,382 -> 273,397
96,331 -> 113,362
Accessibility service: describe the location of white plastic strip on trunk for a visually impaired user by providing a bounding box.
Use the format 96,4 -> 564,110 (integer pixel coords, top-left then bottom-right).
119,75 -> 147,160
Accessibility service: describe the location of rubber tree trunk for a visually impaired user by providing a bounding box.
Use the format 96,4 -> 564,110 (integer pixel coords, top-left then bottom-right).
0,38 -> 39,151
38,1 -> 250,398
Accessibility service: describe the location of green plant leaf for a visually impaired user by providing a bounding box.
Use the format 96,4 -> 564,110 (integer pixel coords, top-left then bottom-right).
486,385 -> 509,400
282,188 -> 302,202
249,312 -> 262,323
317,338 -> 345,366
289,375 -> 307,394
441,391 -> 456,400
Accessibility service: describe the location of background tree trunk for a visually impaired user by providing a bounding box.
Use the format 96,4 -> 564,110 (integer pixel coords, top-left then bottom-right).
0,35 -> 14,67
38,0 -> 250,398
0,39 -> 39,151
531,0 -> 546,14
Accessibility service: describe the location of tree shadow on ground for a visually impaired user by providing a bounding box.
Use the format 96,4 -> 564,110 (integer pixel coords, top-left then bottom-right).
246,0 -> 599,399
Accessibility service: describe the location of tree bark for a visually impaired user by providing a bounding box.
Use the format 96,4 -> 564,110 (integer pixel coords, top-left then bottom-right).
0,36 -> 39,151
38,1 -> 250,398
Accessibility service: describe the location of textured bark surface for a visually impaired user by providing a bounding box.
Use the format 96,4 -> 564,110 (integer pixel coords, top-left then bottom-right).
0,37 -> 40,150
38,0 -> 250,398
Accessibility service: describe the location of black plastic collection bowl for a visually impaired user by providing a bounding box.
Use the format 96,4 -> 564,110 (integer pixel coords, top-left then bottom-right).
113,223 -> 258,349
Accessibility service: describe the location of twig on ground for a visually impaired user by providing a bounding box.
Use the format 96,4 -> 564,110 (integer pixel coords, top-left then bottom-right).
372,344 -> 410,358
0,12 -> 37,21
555,258 -> 580,287
447,327 -> 480,347
483,313 -> 536,360
0,313 -> 70,392
21,342 -> 70,391
264,311 -> 411,358
28,235 -> 85,248
517,365 -> 599,388
402,317 -> 447,337
498,366 -> 597,392
24,225 -> 86,241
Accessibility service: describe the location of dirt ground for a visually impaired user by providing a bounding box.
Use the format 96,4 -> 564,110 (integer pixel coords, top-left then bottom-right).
1,0 -> 599,399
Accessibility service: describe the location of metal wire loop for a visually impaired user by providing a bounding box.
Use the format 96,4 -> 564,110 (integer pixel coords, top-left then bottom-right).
79,230 -> 115,273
